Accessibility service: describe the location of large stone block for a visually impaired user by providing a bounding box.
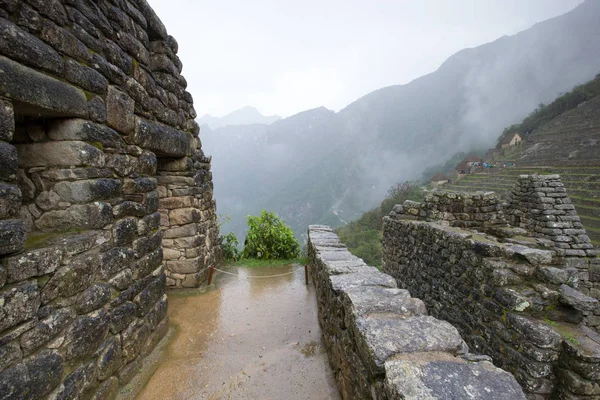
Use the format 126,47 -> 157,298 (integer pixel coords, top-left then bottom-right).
64,58 -> 108,94
90,377 -> 118,400
106,86 -> 135,134
20,308 -> 75,355
354,315 -> 466,375
506,313 -> 561,350
74,283 -> 112,314
51,360 -> 98,400
0,183 -> 21,219
54,179 -> 121,203
559,284 -> 599,312
133,118 -> 193,157
40,19 -> 91,62
168,207 -> 201,225
122,177 -> 157,194
0,141 -> 18,181
0,219 -> 25,255
109,302 -> 136,334
48,118 -> 125,149
134,275 -> 165,317
0,281 -> 40,332
99,247 -> 136,280
385,357 -> 526,399
16,141 -> 104,168
121,319 -> 151,362
166,258 -> 200,274
136,0 -> 168,40
0,99 -> 14,142
0,18 -> 62,74
97,336 -> 123,381
34,202 -> 113,232
64,311 -> 109,360
0,55 -> 87,117
3,246 -> 62,283
41,251 -> 99,303
0,342 -> 20,373
0,350 -> 64,400
163,223 -> 197,239
113,217 -> 138,246
158,195 -> 193,210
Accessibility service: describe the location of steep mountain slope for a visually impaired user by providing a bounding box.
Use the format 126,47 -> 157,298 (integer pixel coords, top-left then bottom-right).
198,106 -> 281,129
513,95 -> 600,166
203,0 -> 600,242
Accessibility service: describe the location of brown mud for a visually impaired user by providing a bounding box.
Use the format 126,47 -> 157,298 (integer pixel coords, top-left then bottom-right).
128,264 -> 340,400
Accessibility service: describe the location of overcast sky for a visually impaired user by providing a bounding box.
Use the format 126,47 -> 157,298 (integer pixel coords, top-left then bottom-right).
148,0 -> 583,118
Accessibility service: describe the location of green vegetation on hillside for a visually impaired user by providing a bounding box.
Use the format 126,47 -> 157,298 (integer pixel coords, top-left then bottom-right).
337,182 -> 424,267
497,72 -> 600,146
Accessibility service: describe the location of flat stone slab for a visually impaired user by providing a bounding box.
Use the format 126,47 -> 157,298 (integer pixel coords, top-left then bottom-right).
504,244 -> 553,265
354,315 -> 466,374
559,284 -> 599,312
342,286 -> 426,320
318,249 -> 362,263
0,55 -> 87,117
385,356 -> 526,399
133,118 -> 193,157
330,269 -> 397,293
322,259 -> 368,275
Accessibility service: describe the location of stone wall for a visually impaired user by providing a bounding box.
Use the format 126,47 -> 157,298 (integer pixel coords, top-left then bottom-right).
382,183 -> 600,399
0,1 -> 218,398
397,191 -> 507,230
308,225 -> 525,399
507,175 -> 595,257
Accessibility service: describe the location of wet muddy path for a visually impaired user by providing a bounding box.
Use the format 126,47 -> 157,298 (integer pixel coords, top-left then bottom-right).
130,264 -> 340,400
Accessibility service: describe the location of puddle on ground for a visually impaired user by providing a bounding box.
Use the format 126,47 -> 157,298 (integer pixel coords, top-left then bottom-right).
130,264 -> 340,400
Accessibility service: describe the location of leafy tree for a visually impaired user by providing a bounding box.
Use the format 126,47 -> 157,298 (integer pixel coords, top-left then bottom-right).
383,181 -> 423,215
220,232 -> 241,261
242,210 -> 300,260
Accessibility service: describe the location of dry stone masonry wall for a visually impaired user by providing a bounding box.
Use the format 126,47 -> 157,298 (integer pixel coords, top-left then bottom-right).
382,178 -> 600,399
0,1 -> 218,398
507,175 -> 596,258
308,225 -> 525,400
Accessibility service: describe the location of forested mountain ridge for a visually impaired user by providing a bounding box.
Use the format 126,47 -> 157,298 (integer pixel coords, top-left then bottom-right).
203,0 -> 600,243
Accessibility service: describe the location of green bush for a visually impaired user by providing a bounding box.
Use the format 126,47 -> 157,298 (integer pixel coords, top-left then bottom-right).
220,232 -> 241,261
242,210 -> 300,260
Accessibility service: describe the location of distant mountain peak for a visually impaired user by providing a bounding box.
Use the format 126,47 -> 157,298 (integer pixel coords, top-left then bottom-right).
197,106 -> 281,129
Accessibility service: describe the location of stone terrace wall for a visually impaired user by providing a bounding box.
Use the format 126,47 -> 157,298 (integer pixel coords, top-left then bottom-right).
383,207 -> 600,398
308,225 -> 525,400
507,175 -> 596,258
398,191 -> 507,230
0,1 -> 218,399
